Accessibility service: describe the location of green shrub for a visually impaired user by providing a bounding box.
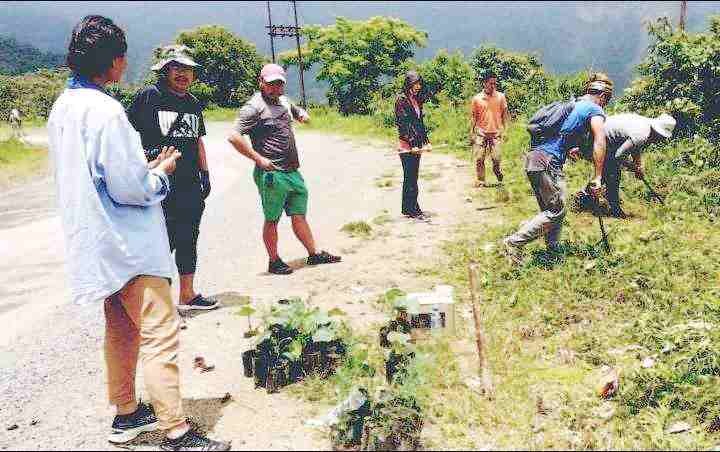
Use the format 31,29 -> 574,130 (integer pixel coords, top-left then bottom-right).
0,68 -> 68,120
618,16 -> 720,145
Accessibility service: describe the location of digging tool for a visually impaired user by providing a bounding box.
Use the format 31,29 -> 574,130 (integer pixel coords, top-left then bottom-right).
620,160 -> 664,205
586,182 -> 611,253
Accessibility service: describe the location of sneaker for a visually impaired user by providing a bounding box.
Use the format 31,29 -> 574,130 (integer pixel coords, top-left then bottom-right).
307,250 -> 342,266
108,402 -> 159,444
178,294 -> 220,311
502,238 -> 525,265
160,428 -> 231,451
269,258 -> 293,275
405,211 -> 431,222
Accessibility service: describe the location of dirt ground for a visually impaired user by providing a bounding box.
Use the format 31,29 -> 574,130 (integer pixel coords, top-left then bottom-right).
0,122 -> 493,450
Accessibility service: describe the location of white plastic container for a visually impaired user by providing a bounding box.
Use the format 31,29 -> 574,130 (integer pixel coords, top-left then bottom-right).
406,285 -> 455,340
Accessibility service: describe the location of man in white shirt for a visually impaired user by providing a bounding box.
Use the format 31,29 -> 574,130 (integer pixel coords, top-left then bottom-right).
48,15 -> 230,451
571,113 -> 676,217
9,108 -> 22,138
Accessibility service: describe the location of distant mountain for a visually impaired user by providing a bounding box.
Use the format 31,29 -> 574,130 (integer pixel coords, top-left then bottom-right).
0,36 -> 64,75
2,1 -> 720,100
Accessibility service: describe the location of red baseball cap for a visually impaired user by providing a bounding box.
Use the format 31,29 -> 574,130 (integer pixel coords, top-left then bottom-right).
260,63 -> 287,83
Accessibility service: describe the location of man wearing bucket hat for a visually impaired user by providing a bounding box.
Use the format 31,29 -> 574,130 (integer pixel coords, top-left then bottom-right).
128,44 -> 219,311
228,63 -> 341,275
571,112 -> 676,218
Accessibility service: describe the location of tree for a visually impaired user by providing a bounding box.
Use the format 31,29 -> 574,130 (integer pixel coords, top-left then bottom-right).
0,36 -> 64,76
0,68 -> 68,120
281,16 -> 427,115
619,16 -> 720,144
394,50 -> 475,107
169,25 -> 266,108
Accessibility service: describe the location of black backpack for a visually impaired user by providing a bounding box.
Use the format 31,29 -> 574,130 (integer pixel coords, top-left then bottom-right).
526,99 -> 576,144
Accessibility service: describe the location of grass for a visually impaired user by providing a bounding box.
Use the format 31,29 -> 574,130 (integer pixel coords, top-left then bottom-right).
284,104 -> 720,449
0,138 -> 48,187
340,220 -> 373,238
203,107 -> 237,122
302,106 -> 396,143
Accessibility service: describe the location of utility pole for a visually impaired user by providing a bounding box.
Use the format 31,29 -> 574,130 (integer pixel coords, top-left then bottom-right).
265,0 -> 307,108
292,0 -> 307,109
266,0 -> 276,62
679,0 -> 688,31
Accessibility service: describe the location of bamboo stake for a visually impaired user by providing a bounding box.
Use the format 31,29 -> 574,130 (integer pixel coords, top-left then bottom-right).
468,263 -> 495,400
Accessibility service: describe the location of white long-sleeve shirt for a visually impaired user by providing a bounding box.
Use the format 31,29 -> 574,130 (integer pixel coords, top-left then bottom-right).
47,84 -> 174,305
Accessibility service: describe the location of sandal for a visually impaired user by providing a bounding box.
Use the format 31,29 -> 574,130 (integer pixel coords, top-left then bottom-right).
307,250 -> 342,266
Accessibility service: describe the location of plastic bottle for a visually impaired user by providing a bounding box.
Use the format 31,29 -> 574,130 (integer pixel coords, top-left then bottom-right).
430,307 -> 441,331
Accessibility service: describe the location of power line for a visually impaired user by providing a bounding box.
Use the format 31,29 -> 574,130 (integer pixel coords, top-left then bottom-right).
265,0 -> 307,108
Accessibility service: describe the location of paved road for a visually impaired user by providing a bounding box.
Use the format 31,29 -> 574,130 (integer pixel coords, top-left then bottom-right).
0,121 -> 477,449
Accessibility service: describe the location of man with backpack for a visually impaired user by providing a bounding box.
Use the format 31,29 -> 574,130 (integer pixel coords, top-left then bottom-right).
502,78 -> 613,263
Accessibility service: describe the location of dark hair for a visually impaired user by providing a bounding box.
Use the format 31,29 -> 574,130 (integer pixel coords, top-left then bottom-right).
482,71 -> 497,81
66,15 -> 127,79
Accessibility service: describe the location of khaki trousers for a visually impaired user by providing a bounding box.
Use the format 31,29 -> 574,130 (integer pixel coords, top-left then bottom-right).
472,131 -> 503,183
104,275 -> 185,431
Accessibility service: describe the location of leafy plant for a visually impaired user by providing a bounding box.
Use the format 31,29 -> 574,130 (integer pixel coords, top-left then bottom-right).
280,16 -> 427,114
237,305 -> 258,338
173,25 -> 266,108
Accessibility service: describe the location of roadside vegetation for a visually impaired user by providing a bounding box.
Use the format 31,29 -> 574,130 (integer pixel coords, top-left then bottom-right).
0,137 -> 48,187
288,14 -> 720,450
3,10 -> 719,449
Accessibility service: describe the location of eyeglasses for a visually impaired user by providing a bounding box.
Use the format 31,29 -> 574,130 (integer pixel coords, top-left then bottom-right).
167,64 -> 194,74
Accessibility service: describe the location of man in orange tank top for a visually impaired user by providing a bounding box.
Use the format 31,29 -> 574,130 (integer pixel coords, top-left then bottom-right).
470,71 -> 510,187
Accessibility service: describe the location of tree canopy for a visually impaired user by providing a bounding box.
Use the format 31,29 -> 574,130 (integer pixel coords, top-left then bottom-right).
281,16 -> 427,114
620,15 -> 720,144
0,36 -> 64,76
171,25 -> 266,108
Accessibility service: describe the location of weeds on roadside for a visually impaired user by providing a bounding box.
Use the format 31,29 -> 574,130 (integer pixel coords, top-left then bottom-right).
341,221 -> 373,238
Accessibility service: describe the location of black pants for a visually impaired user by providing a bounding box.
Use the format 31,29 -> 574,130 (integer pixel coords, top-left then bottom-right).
400,153 -> 421,215
603,155 -> 622,209
163,198 -> 205,275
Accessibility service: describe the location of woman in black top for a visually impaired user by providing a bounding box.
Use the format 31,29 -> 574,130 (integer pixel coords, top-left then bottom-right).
395,71 -> 432,221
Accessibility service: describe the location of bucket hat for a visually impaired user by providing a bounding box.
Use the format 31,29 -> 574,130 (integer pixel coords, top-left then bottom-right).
151,45 -> 200,71
650,113 -> 676,138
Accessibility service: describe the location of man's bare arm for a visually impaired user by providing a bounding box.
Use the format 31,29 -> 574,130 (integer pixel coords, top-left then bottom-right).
198,137 -> 208,171
590,116 -> 607,185
227,132 -> 277,170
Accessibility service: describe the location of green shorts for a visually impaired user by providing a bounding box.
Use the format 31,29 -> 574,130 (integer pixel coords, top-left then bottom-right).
253,168 -> 309,221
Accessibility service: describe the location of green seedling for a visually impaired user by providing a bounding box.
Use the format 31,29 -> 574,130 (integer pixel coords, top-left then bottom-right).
237,305 -> 258,338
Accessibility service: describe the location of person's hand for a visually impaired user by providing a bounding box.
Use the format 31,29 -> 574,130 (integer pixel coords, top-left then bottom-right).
200,170 -> 211,200
587,177 -> 605,198
155,149 -> 182,175
410,147 -> 421,154
256,156 -> 278,171
422,143 -> 433,152
296,108 -> 310,123
633,162 -> 644,179
148,146 -> 176,170
568,147 -> 581,162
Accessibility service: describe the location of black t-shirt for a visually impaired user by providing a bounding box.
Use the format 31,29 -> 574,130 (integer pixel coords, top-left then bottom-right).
127,83 -> 206,203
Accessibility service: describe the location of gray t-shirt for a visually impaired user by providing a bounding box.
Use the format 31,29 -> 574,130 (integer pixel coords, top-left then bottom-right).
233,92 -> 303,171
605,113 -> 653,159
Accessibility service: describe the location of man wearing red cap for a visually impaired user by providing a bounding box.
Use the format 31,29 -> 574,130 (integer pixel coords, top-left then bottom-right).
228,64 -> 341,275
